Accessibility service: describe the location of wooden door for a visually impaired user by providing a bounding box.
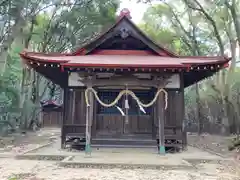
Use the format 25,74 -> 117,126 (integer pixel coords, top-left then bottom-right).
127,90 -> 153,134
95,89 -> 153,137
96,90 -> 124,137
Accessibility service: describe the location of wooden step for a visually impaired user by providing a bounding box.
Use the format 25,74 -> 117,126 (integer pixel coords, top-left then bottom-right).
92,138 -> 156,146
95,133 -> 153,139
92,144 -> 157,148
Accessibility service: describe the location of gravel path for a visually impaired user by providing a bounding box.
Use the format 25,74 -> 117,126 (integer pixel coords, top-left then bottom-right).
0,158 -> 239,180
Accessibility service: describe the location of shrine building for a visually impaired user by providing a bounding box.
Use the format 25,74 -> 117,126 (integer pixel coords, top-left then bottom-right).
20,9 -> 230,154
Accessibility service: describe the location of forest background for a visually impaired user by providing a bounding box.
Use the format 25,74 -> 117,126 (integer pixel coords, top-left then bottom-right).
0,0 -> 239,136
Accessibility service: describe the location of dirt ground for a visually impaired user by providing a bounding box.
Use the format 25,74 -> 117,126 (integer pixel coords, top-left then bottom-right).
0,128 -> 59,157
0,128 -> 239,180
187,133 -> 237,158
0,158 -> 239,180
0,128 -> 59,148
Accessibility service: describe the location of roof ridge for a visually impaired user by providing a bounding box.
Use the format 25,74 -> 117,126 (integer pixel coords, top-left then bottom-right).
72,9 -> 178,57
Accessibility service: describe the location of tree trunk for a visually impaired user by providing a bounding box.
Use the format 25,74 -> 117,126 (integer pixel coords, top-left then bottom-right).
0,16 -> 25,75
226,1 -> 240,55
195,83 -> 202,134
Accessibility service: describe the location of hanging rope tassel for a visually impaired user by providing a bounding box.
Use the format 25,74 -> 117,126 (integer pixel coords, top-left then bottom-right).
85,88 -> 168,109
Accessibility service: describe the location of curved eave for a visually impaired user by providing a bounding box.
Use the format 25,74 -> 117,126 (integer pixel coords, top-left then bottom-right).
20,52 -> 230,70
20,50 -> 230,65
20,50 -> 231,67
20,51 -> 69,63
180,55 -> 231,61
20,52 -> 67,87
20,51 -> 230,88
184,60 -> 230,88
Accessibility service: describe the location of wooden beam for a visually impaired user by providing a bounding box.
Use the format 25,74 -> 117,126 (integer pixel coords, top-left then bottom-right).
69,72 -> 180,89
92,50 -> 156,56
90,78 -> 156,87
97,86 -> 152,90
79,74 -> 171,88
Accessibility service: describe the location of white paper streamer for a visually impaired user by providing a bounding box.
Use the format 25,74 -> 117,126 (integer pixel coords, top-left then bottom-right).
116,105 -> 125,116
139,104 -> 146,114
124,99 -> 129,109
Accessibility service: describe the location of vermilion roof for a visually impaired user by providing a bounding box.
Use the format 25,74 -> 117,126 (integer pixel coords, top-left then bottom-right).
18,9 -> 231,87
20,53 -> 229,68
19,9 -> 230,69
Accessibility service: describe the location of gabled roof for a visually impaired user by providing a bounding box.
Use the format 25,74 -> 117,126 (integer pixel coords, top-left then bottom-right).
72,9 -> 177,57
19,9 -> 231,88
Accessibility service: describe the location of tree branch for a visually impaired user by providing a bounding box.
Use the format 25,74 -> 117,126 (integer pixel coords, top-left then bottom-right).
34,0 -> 94,16
0,0 -> 8,7
184,0 -> 225,55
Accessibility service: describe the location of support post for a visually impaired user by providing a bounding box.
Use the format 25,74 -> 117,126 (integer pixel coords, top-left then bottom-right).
85,83 -> 93,156
61,88 -> 68,149
124,85 -> 129,134
181,89 -> 187,150
158,91 -> 165,154
71,90 -> 76,124
180,73 -> 187,150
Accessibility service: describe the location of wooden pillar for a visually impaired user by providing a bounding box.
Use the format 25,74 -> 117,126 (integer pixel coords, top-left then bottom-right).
158,91 -> 165,154
71,90 -> 76,124
92,89 -> 97,137
124,85 -> 129,134
61,87 -> 68,149
180,73 -> 187,150
85,84 -> 94,155
152,88 -> 157,139
181,89 -> 187,150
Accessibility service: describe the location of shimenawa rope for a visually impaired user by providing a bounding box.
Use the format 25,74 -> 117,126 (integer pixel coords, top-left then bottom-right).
85,88 -> 168,110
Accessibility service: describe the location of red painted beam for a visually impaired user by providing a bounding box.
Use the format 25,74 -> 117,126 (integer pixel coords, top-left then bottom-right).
61,63 -> 188,68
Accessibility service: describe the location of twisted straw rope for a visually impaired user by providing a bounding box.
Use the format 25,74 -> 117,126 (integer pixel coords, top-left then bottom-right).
85,87 -> 168,110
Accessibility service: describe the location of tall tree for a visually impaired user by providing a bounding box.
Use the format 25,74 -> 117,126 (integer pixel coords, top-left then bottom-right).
139,0 -> 240,134
0,0 -> 120,130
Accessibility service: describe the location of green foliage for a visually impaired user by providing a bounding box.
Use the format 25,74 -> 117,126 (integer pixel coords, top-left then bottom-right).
0,0 -> 120,131
1,0 -> 239,135
140,0 -> 240,135
140,4 -> 196,55
139,23 -> 179,52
